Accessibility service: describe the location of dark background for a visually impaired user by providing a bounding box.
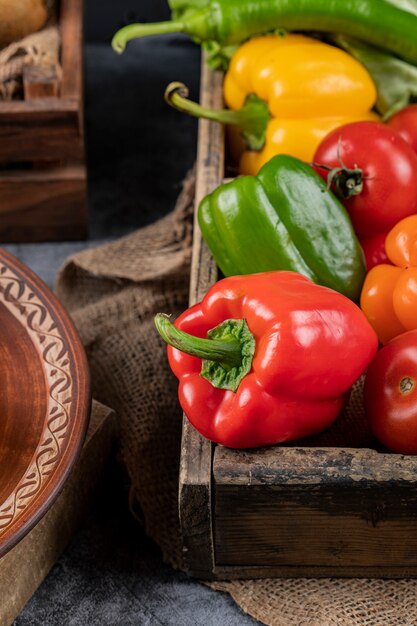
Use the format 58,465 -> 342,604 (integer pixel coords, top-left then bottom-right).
82,0 -> 201,239
85,0 -> 170,42
9,2 -> 260,624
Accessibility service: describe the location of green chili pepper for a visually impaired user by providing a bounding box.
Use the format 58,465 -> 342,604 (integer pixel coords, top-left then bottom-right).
198,155 -> 366,302
112,0 -> 417,67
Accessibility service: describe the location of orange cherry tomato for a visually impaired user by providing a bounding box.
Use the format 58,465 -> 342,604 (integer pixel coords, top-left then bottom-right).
360,216 -> 417,344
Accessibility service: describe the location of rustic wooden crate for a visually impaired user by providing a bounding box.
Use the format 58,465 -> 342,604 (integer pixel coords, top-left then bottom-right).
179,59 -> 417,581
0,0 -> 87,243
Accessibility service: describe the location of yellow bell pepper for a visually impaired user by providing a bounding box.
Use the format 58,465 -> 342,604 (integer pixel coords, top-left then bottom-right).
165,34 -> 379,175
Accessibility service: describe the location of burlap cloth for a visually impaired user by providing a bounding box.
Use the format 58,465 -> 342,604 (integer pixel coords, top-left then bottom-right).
0,0 -> 59,100
55,171 -> 417,626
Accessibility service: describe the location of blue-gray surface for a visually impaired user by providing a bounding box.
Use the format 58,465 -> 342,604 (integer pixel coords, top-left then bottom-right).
8,37 -> 259,626
14,465 -> 257,626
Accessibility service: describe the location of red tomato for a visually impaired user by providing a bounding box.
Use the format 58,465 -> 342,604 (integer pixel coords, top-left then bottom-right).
360,232 -> 391,271
387,104 -> 417,155
363,330 -> 417,454
313,121 -> 417,238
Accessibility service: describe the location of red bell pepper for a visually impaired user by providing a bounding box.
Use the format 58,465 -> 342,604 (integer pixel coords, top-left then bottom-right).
155,271 -> 378,449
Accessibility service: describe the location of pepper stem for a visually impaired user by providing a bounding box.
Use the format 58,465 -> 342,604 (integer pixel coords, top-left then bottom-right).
154,313 -> 256,392
112,7 -> 212,53
112,21 -> 185,54
155,313 -> 242,366
165,82 -> 270,151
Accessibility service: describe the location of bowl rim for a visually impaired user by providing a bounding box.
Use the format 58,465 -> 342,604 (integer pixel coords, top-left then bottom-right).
0,248 -> 91,557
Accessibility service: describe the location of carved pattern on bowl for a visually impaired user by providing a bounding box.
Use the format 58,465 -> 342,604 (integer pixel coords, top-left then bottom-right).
0,260 -> 73,533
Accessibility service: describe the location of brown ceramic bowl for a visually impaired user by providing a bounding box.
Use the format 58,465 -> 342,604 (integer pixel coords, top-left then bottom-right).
0,248 -> 91,557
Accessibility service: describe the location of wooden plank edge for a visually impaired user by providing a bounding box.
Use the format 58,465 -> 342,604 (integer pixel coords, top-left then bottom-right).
0,97 -> 79,115
178,56 -> 225,578
213,445 -> 417,486
0,97 -> 83,163
178,411 -> 214,577
0,163 -> 88,243
23,65 -> 60,100
208,564 -> 417,581
0,164 -> 86,184
60,0 -> 84,101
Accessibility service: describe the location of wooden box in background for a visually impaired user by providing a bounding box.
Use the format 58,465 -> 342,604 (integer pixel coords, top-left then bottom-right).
179,59 -> 417,581
0,0 -> 87,243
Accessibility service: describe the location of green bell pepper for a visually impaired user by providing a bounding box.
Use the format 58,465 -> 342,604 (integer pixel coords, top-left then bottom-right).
198,155 -> 366,301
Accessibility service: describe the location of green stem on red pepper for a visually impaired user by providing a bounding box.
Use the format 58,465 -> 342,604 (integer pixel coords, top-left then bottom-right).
154,313 -> 255,392
165,82 -> 269,151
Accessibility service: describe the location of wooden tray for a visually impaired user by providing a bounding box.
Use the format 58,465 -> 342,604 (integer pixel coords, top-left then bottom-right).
0,248 -> 91,557
179,60 -> 417,581
0,0 -> 87,243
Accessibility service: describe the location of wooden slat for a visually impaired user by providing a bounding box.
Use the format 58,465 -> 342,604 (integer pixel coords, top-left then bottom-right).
0,98 -> 73,115
214,445 -> 417,485
178,57 -> 223,578
214,446 -> 417,573
211,564 -> 417,581
0,165 -> 88,242
60,0 -> 83,101
0,98 -> 83,163
23,64 -> 60,100
189,75 -> 223,303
